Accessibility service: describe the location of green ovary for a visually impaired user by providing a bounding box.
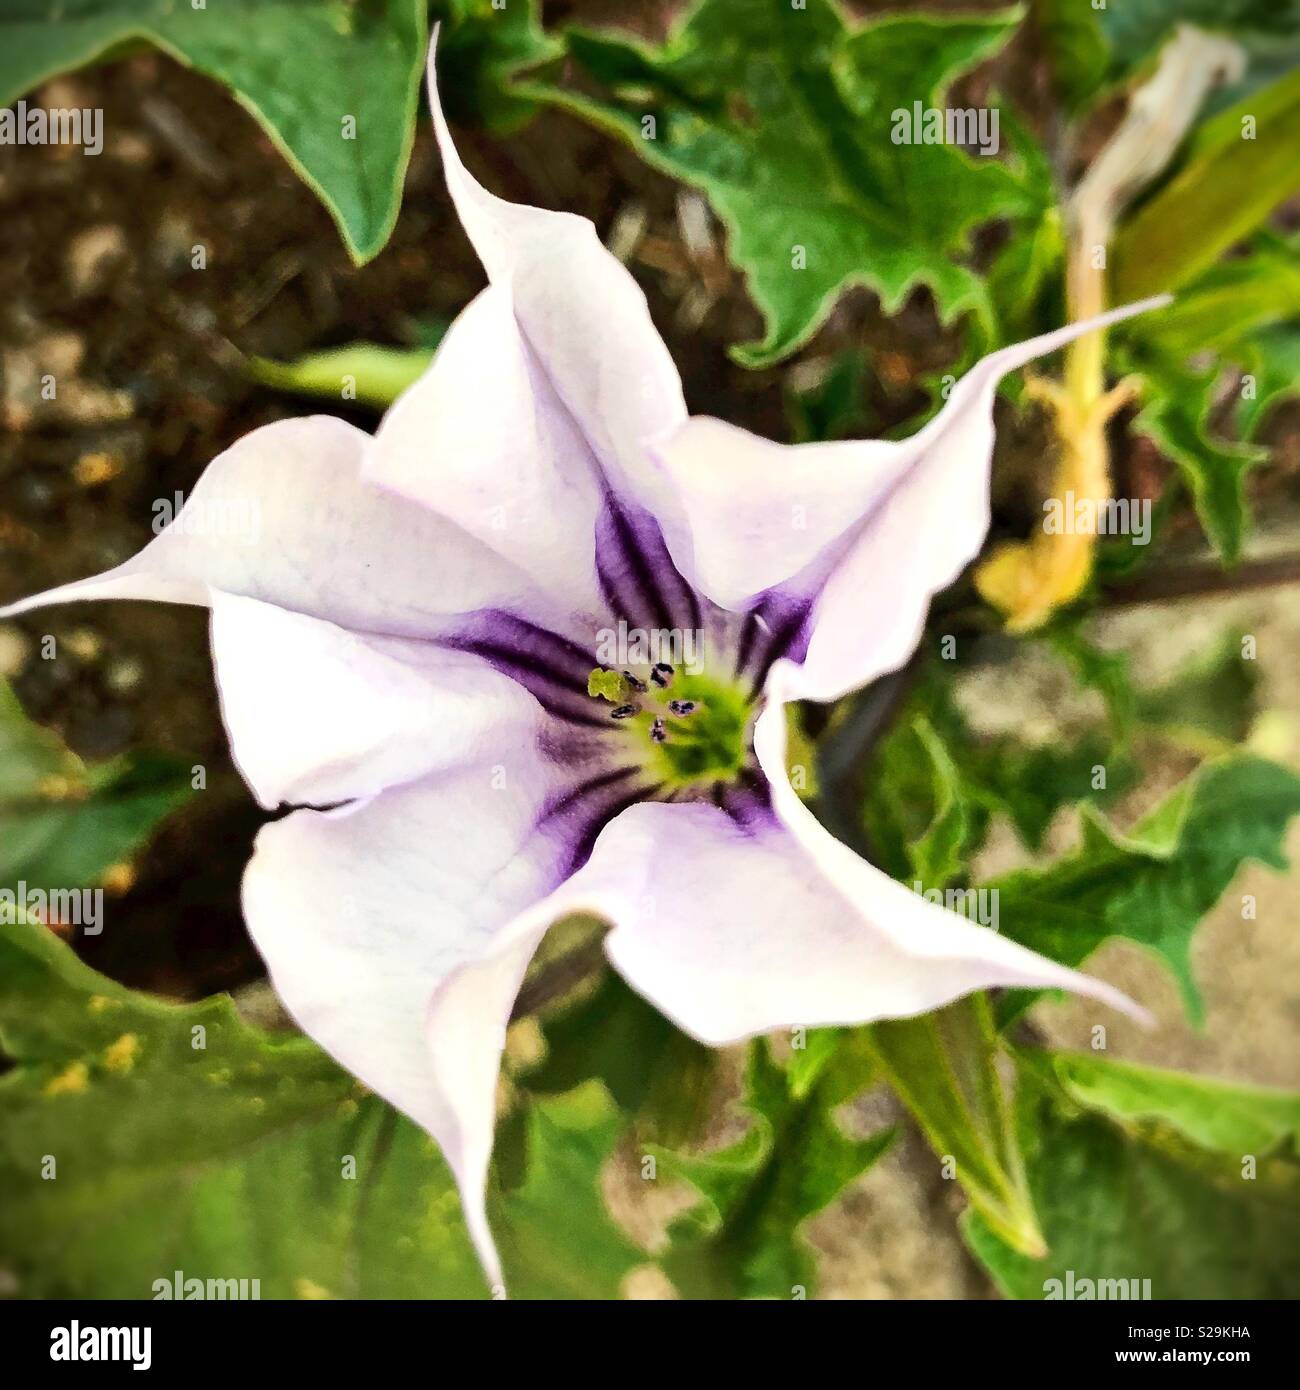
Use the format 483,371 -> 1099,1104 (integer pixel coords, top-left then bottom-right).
645,673 -> 752,789
588,665 -> 755,790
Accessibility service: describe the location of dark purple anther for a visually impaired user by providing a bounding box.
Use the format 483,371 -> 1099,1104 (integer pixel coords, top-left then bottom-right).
650,718 -> 667,743
651,662 -> 674,688
610,703 -> 640,720
667,700 -> 696,716
623,671 -> 648,693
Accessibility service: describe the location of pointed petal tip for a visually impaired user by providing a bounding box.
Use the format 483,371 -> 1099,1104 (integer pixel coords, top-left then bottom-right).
1092,291 -> 1174,329
1073,973 -> 1156,1030
427,21 -> 442,83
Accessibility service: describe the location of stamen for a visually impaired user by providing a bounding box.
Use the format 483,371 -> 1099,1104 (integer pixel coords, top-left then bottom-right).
667,700 -> 696,717
610,703 -> 640,720
651,662 -> 674,688
650,718 -> 667,743
623,671 -> 648,693
588,667 -> 631,703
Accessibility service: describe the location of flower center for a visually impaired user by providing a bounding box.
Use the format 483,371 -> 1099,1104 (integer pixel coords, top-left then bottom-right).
587,663 -> 752,792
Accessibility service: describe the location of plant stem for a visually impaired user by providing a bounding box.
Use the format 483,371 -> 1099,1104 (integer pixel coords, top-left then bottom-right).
975,26 -> 1247,632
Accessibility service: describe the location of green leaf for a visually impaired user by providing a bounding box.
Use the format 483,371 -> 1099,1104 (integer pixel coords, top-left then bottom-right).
1130,231 -> 1300,360
964,1050 -> 1300,1299
1117,234 -> 1300,557
0,918 -> 650,1298
1111,65 -> 1300,303
907,717 -> 972,890
1099,0 -> 1300,74
494,1081 -> 644,1300
524,971 -> 714,1147
533,0 -> 1034,366
1238,321 -> 1300,437
991,756 -> 1300,1025
860,662 -> 1128,873
249,342 -> 439,410
0,914 -> 369,1297
784,348 -> 870,443
0,916 -> 486,1299
1123,346 -> 1264,563
1136,628 -> 1259,748
1033,0 -> 1110,112
432,0 -> 561,135
977,99 -> 1063,350
0,680 -> 193,896
0,0 -> 427,264
656,1037 -> 893,1298
869,994 -> 1045,1257
1047,624 -> 1135,742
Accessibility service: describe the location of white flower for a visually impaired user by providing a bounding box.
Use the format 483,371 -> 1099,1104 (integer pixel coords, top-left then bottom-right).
1,37 -> 1160,1288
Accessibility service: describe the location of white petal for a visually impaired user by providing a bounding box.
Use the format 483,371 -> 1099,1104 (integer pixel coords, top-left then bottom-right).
646,415 -> 911,613
1,415 -> 563,639
426,36 -> 686,510
424,931 -> 547,1289
547,705 -> 1147,1046
241,759 -> 579,1287
210,591 -> 544,810
368,284 -> 606,618
650,299 -> 1169,703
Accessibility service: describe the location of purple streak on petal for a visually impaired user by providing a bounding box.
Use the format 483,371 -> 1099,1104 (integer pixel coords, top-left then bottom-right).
540,765 -> 662,880
595,493 -> 701,636
541,763 -> 643,820
444,609 -> 609,728
715,767 -> 777,832
738,591 -> 813,693
732,611 -> 762,679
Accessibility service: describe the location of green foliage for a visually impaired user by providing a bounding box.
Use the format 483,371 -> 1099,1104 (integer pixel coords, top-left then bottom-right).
869,994 -> 1044,1256
1098,0 -> 1300,77
533,0 -> 1037,365
965,1050 -> 1300,1299
982,102 -> 1065,348
432,0 -> 559,135
1136,629 -> 1260,749
0,914 -> 363,1297
494,1081 -> 643,1299
905,717 -> 971,890
784,349 -> 871,444
991,756 -> 1300,1025
0,917 -> 650,1298
0,680 -> 193,895
1118,231 -> 1300,559
1127,353 -> 1264,564
1132,232 -> 1300,363
1112,67 -> 1300,303
860,659 -> 1128,877
526,971 -> 714,1148
1237,322 -> 1300,438
1032,0 -> 1109,112
654,1037 -> 893,1298
1047,624 -> 1135,742
0,0 -> 428,264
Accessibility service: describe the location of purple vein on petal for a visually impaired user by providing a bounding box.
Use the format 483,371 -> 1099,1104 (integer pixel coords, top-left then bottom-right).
707,766 -> 775,833
539,765 -> 659,880
595,493 -> 698,634
739,591 -> 813,693
444,610 -> 608,728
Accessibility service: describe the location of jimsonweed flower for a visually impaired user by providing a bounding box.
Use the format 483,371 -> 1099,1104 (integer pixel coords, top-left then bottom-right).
2,40 -> 1161,1285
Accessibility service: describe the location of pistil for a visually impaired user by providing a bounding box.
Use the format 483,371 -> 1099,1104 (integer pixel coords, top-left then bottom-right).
587,663 -> 753,793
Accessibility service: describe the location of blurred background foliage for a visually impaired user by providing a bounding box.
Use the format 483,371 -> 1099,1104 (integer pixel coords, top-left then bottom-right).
2,0 -> 1300,1299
